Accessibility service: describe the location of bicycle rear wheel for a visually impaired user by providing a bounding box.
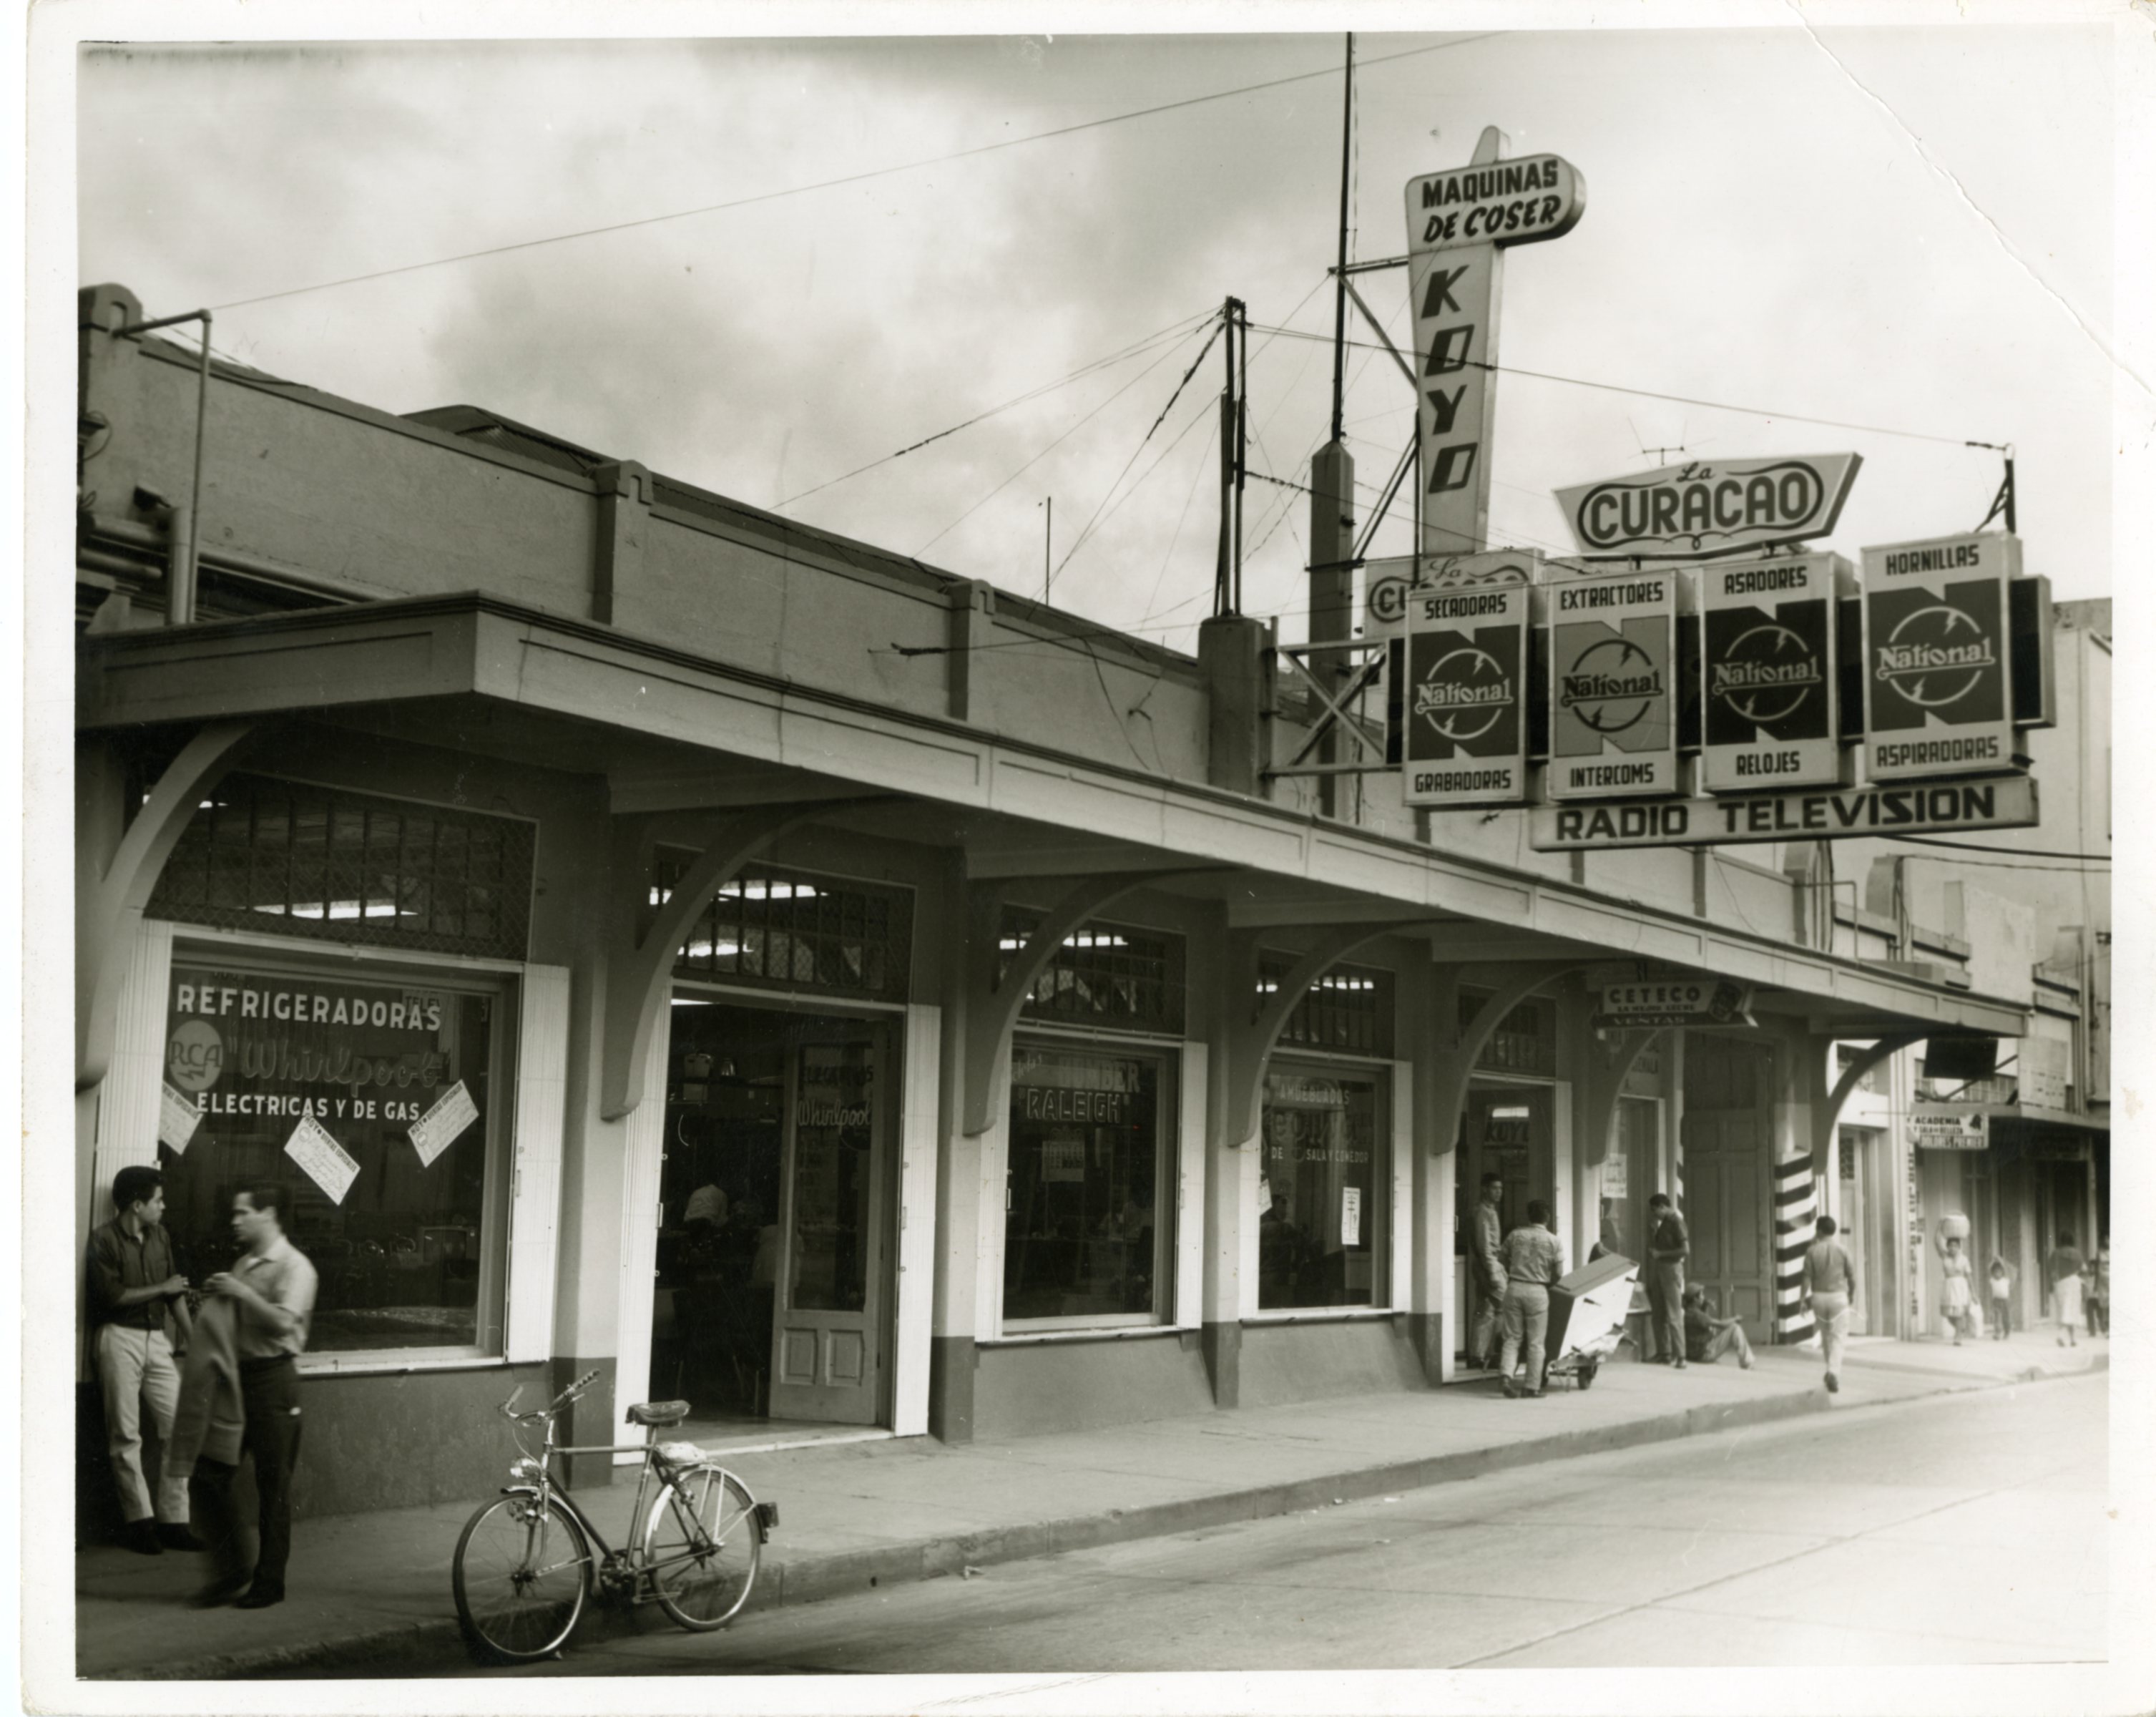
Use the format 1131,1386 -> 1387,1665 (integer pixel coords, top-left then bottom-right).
642,1467 -> 760,1630
453,1492 -> 591,1662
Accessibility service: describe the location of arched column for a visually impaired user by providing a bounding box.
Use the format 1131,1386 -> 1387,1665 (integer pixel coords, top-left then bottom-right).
77,721 -> 253,1091
597,796 -> 886,1120
1425,961 -> 1589,1163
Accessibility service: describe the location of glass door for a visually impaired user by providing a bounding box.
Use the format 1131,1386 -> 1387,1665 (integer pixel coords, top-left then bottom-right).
768,1023 -> 888,1424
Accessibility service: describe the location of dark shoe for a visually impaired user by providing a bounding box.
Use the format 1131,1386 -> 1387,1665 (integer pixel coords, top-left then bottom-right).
1672,1358 -> 1687,1371
157,1523 -> 207,1552
122,1520 -> 163,1556
189,1580 -> 248,1608
1501,1376 -> 1520,1399
1825,1373 -> 1840,1393
235,1585 -> 285,1610
1527,1389 -> 1546,1399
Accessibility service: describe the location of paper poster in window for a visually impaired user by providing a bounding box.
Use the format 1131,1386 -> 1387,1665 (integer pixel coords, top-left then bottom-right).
1341,1185 -> 1362,1248
285,1113 -> 362,1205
159,1082 -> 202,1154
408,1079 -> 480,1169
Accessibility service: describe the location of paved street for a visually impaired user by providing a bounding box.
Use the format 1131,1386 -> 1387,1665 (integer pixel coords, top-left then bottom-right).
406,1372 -> 2105,1676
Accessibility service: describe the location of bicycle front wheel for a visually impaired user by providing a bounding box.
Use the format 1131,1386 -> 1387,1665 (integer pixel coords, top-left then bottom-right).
642,1467 -> 760,1630
453,1492 -> 592,1662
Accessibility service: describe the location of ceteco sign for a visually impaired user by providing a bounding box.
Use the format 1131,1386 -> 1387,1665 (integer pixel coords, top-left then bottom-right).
1529,773 -> 2038,851
1406,155 -> 1587,252
1700,553 -> 1849,794
1594,979 -> 1754,1030
1547,571 -> 1679,799
1557,455 -> 1862,560
1363,549 -> 1537,642
1861,532 -> 2019,782
1403,583 -> 1529,807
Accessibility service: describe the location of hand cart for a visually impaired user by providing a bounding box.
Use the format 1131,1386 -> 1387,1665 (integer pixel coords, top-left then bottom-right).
1542,1253 -> 1640,1391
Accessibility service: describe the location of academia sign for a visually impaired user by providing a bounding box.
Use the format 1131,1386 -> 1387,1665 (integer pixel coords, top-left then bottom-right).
1861,532 -> 2019,782
1908,1110 -> 1989,1152
1700,552 -> 1850,793
1403,582 -> 1530,807
1558,455 -> 1862,560
1529,774 -> 2038,851
1547,570 -> 1679,799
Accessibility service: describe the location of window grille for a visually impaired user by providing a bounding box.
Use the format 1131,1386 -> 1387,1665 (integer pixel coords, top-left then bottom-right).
656,855 -> 912,1002
1003,910 -> 1185,1037
1461,989 -> 1555,1076
147,773 -> 534,962
1264,957 -> 1394,1057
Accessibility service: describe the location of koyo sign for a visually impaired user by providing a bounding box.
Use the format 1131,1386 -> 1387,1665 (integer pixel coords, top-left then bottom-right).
1700,553 -> 1849,793
1557,455 -> 1861,559
1547,570 -> 1680,798
1403,582 -> 1529,807
1861,532 -> 2019,781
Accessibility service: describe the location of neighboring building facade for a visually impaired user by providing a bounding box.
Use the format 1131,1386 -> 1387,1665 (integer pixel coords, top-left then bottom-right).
73,283 -> 2046,1525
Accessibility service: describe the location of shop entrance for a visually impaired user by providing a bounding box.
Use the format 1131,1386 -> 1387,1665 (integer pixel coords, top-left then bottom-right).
652,1001 -> 891,1429
1454,1079 -> 1557,1357
1681,1035 -> 1774,1342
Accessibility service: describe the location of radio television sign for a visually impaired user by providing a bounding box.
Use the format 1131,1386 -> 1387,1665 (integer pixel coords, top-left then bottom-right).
1557,455 -> 1861,560
1547,569 -> 1679,799
1403,582 -> 1529,806
1700,553 -> 1850,794
1861,532 -> 2019,781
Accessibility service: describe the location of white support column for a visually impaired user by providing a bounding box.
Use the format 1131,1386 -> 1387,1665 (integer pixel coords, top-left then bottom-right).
611,1024 -> 671,1460
504,964 -> 571,1363
893,1004 -> 941,1437
1388,1060 -> 1413,1314
1175,1042 -> 1209,1331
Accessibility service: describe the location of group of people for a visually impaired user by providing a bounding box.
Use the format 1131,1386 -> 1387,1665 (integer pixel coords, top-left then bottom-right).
86,1167 -> 318,1609
1938,1226 -> 2107,1347
1467,1175 -> 1853,1393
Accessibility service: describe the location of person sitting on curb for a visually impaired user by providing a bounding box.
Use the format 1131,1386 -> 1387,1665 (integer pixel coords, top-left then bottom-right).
1682,1285 -> 1754,1369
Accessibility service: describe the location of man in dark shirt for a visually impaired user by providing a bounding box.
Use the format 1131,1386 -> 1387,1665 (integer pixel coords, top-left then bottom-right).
85,1165 -> 199,1554
1646,1193 -> 1690,1369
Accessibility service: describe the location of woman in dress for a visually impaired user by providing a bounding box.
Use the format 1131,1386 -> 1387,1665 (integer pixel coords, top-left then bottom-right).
1939,1233 -> 1975,1346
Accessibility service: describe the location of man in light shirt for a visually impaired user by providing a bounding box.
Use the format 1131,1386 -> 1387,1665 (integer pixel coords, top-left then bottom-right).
1497,1200 -> 1567,1399
1800,1214 -> 1858,1394
190,1183 -> 318,1608
1469,1173 -> 1507,1370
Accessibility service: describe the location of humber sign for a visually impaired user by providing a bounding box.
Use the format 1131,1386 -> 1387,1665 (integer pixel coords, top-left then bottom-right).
1557,455 -> 1862,560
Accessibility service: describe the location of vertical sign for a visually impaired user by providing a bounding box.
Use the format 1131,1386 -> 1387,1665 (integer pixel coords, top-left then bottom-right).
1403,134 -> 1584,558
1548,569 -> 1680,798
1861,533 -> 2019,781
1403,580 -> 1529,806
1700,552 -> 1848,793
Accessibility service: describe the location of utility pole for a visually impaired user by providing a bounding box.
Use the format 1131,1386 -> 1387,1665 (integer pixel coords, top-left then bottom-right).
1041,496 -> 1053,604
1215,297 -> 1245,617
1310,34 -> 1358,815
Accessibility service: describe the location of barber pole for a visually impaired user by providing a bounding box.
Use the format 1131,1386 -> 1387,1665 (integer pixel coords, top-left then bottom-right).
1773,1153 -> 1819,1346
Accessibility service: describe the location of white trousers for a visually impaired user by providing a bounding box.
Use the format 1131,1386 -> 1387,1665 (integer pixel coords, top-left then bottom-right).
1811,1292 -> 1851,1382
96,1324 -> 189,1524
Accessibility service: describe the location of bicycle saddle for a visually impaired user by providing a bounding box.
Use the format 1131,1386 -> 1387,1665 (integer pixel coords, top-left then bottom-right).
624,1399 -> 691,1427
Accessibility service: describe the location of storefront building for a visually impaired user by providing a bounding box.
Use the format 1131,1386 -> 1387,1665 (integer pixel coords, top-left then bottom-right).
72,283 -> 2034,1525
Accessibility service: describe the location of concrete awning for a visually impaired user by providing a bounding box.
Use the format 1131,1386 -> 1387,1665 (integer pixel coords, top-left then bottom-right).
79,592 -> 2030,1041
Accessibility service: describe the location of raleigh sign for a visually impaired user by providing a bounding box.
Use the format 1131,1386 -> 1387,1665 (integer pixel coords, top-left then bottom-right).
1529,773 -> 2038,851
1557,455 -> 1862,560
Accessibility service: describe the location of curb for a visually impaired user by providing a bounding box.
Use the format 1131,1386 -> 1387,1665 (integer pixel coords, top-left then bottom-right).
102,1361 -> 2102,1681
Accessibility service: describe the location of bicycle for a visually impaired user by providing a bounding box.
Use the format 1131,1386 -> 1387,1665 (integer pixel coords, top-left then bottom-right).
451,1369 -> 778,1663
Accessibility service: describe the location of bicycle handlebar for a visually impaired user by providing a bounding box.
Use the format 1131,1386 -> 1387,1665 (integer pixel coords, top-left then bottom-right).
499,1367 -> 602,1424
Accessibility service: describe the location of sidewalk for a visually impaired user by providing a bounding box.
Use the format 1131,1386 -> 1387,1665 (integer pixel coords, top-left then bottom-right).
74,1335 -> 2106,1681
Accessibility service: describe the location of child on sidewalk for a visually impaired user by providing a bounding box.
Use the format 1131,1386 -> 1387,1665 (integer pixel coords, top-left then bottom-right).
1987,1256 -> 2014,1339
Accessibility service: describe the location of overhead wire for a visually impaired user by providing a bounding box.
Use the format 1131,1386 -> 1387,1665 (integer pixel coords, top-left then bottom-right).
200,34 -> 1504,315
1245,323 -> 2002,449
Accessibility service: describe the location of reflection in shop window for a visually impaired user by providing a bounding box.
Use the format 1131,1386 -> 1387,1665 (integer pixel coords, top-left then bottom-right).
157,958 -> 501,1354
1003,1045 -> 1167,1325
1258,1068 -> 1383,1310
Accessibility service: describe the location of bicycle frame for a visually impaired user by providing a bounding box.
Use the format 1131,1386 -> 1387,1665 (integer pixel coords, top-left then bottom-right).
496,1391 -> 763,1605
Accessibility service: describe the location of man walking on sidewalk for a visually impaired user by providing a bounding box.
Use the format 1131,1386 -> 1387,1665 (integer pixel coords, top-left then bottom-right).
85,1165 -> 200,1555
1469,1172 -> 1507,1369
1498,1200 -> 1566,1399
190,1183 -> 318,1610
1645,1193 -> 1689,1369
1801,1215 -> 1858,1394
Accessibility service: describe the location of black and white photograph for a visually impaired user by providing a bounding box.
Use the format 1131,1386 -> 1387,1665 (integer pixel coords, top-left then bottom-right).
19,2 -> 2153,1713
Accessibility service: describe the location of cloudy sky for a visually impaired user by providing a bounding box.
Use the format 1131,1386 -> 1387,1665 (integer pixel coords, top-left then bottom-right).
70,12 -> 2130,656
